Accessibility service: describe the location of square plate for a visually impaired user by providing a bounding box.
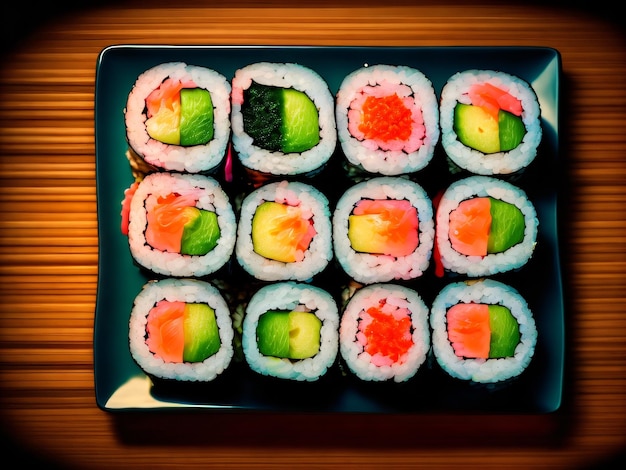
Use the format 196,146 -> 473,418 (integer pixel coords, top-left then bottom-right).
94,45 -> 563,413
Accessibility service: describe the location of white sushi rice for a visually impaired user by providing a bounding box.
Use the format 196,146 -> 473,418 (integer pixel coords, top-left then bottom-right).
340,283 -> 430,383
127,172 -> 237,277
336,64 -> 440,175
430,279 -> 537,384
230,62 -> 337,176
235,180 -> 333,281
242,282 -> 339,381
129,278 -> 234,382
125,62 -> 231,173
332,176 -> 434,284
435,175 -> 538,277
440,69 -> 542,175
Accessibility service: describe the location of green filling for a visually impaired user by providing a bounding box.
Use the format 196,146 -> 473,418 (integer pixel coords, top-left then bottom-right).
488,305 -> 520,358
183,303 -> 221,362
487,197 -> 525,254
498,110 -> 526,152
180,88 -> 214,146
180,209 -> 220,255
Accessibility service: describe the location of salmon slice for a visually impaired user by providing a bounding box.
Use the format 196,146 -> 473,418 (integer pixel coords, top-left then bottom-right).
448,197 -> 491,256
145,300 -> 186,363
446,303 -> 490,359
145,191 -> 200,253
145,77 -> 196,118
468,83 -> 523,120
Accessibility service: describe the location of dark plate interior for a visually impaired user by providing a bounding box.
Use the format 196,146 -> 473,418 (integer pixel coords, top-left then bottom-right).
94,45 -> 563,413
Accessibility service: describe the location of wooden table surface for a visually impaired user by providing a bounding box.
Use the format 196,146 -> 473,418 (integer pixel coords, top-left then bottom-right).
1,1 -> 624,468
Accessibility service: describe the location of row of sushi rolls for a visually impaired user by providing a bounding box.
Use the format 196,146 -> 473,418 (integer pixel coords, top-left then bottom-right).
120,61 -> 542,389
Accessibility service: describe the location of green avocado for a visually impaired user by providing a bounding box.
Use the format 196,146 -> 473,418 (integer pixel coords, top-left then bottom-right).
256,310 -> 291,358
498,110 -> 526,151
487,197 -> 525,254
183,303 -> 221,362
256,310 -> 322,359
488,304 -> 520,358
181,208 -> 220,256
180,88 -> 214,146
280,88 -> 320,153
454,103 -> 500,154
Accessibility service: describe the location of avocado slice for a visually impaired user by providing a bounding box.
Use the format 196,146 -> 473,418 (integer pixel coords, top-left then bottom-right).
487,197 -> 525,254
348,213 -> 386,254
183,303 -> 221,362
287,311 -> 322,359
498,110 -> 526,152
180,88 -> 214,146
251,201 -> 296,262
256,310 -> 322,359
488,304 -> 520,358
281,88 -> 320,153
454,103 -> 500,154
181,208 -> 220,256
256,310 -> 291,357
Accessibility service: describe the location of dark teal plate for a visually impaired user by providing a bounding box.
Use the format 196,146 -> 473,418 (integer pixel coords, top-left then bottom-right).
94,45 -> 563,413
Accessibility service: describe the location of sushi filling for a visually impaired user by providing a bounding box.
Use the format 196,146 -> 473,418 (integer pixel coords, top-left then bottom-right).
356,300 -> 414,367
144,190 -> 221,256
448,196 -> 525,257
453,83 -> 526,154
348,198 -> 419,257
241,81 -> 320,153
347,83 -> 425,153
446,302 -> 521,359
145,300 -> 221,363
256,307 -> 323,360
144,77 -> 215,146
251,200 -> 316,263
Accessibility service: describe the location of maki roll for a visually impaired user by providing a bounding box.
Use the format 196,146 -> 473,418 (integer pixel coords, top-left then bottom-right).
242,282 -> 339,381
440,69 -> 542,175
336,64 -> 439,176
124,172 -> 237,277
235,180 -> 332,281
129,278 -> 234,382
430,279 -> 537,384
435,175 -> 538,277
333,176 -> 434,284
125,62 -> 231,174
230,62 -> 337,177
339,283 -> 430,383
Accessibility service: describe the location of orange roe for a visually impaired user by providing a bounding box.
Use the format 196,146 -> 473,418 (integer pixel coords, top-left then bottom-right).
359,94 -> 413,142
362,303 -> 413,362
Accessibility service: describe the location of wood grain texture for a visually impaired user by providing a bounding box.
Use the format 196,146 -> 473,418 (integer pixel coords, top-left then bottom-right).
1,1 -> 625,468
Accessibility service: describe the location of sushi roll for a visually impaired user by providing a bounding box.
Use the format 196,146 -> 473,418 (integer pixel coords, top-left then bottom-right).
339,283 -> 430,383
430,279 -> 537,384
129,278 -> 234,382
435,175 -> 538,277
242,282 -> 339,381
230,62 -> 337,177
125,62 -> 231,174
332,176 -> 434,284
125,172 -> 237,277
235,180 -> 332,282
336,64 -> 439,176
440,69 -> 542,175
